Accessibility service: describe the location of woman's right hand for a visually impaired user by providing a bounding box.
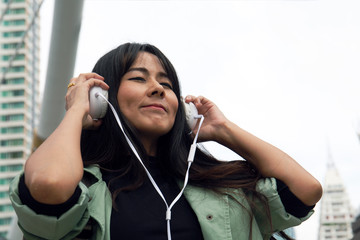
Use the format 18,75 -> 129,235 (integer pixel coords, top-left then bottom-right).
65,73 -> 109,129
24,73 -> 109,204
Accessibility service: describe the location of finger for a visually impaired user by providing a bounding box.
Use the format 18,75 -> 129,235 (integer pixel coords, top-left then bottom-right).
78,72 -> 104,81
69,77 -> 78,84
89,72 -> 104,80
184,95 -> 195,103
191,95 -> 205,106
67,78 -> 109,93
84,118 -> 103,130
70,73 -> 104,84
83,78 -> 110,91
92,119 -> 103,128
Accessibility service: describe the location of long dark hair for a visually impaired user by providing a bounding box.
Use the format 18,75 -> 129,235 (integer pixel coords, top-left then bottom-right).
80,43 -> 292,240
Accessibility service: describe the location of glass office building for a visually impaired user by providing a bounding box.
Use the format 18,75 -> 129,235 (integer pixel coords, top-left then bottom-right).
0,0 -> 40,236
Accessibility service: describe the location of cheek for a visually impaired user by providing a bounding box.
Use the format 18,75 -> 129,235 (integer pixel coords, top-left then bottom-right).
170,96 -> 179,118
117,87 -> 134,114
117,90 -> 125,109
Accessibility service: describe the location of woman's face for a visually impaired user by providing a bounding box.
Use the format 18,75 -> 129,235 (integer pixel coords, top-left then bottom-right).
117,52 -> 178,148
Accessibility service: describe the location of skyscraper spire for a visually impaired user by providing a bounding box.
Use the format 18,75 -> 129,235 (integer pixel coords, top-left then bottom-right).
326,143 -> 335,169
318,146 -> 355,240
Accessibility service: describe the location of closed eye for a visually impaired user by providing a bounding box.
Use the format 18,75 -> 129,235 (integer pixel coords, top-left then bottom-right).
128,77 -> 145,82
160,82 -> 173,90
128,76 -> 173,90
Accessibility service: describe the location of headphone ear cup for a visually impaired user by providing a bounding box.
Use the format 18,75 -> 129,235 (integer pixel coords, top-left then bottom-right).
183,100 -> 198,129
89,86 -> 108,119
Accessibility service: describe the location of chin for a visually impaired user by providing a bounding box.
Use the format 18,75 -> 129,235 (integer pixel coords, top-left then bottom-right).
141,126 -> 172,137
133,118 -> 174,136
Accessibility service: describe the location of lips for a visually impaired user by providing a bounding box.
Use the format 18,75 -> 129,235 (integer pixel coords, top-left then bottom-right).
142,103 -> 167,112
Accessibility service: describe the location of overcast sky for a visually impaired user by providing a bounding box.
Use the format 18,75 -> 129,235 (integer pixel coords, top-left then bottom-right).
40,1 -> 360,239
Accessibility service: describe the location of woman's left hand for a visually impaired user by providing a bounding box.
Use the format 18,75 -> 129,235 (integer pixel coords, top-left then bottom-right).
185,96 -> 323,207
184,95 -> 229,143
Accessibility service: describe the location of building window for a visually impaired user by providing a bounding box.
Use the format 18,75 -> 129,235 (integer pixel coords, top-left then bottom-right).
0,204 -> 13,212
0,192 -> 7,199
0,113 -> 24,121
2,42 -> 25,49
2,0 -> 25,2
1,66 -> 25,73
0,151 -> 23,159
2,19 -> 26,26
0,177 -> 16,184
2,54 -> 25,61
0,126 -> 24,134
0,165 -> 23,172
0,139 -> 24,146
1,89 -> 25,97
2,31 -> 24,38
0,217 -> 12,226
2,77 -> 25,85
0,192 -> 9,199
1,101 -> 24,109
5,8 -> 26,15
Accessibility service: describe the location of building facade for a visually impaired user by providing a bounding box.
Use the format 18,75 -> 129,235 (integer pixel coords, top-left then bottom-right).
318,160 -> 355,240
0,0 -> 40,236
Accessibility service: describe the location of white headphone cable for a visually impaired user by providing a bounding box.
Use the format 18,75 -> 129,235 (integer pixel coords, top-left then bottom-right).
96,93 -> 204,240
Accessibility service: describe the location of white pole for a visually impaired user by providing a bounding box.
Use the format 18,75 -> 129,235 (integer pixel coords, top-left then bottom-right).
37,0 -> 84,141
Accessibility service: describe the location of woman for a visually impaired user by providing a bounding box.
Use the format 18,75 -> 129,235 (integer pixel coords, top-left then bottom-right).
10,43 -> 322,240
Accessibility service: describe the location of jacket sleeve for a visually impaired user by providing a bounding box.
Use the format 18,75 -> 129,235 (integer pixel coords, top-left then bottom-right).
253,178 -> 314,238
9,172 -> 91,240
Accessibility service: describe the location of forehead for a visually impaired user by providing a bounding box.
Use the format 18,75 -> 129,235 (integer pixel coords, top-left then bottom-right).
130,52 -> 166,73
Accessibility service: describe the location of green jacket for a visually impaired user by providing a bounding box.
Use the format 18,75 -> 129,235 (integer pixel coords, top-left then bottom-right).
10,165 -> 313,240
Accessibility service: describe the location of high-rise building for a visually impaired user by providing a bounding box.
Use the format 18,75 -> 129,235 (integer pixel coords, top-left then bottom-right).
0,0 -> 40,236
318,158 -> 355,240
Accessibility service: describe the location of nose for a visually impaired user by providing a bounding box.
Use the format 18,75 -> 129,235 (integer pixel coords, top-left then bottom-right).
147,80 -> 165,98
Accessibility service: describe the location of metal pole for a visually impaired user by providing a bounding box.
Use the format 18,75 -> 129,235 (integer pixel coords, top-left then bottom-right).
36,0 -> 84,144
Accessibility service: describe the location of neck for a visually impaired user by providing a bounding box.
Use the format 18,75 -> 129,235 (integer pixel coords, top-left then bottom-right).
140,136 -> 158,156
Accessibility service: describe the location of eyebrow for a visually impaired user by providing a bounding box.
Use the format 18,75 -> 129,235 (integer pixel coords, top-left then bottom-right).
128,67 -> 149,74
127,67 -> 169,79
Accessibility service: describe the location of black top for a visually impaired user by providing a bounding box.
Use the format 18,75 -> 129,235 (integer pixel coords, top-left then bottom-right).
102,156 -> 204,240
18,158 -> 314,239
